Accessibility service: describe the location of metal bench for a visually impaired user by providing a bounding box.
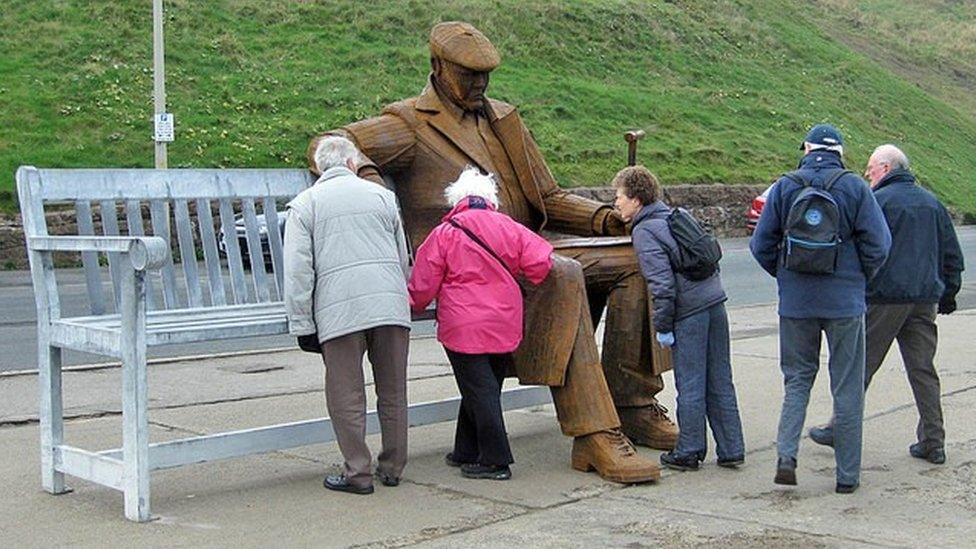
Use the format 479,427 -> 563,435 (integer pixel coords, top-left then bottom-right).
17,166 -> 551,522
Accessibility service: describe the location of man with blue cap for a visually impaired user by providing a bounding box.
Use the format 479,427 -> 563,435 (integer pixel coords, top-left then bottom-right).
750,124 -> 891,494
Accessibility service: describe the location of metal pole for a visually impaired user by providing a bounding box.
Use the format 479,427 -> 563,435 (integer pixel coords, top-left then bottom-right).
152,0 -> 167,169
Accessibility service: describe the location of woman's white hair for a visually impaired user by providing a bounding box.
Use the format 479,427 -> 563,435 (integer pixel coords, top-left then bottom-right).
444,167 -> 499,208
313,135 -> 365,173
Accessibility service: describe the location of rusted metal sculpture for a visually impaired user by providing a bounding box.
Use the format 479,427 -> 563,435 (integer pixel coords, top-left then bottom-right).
308,22 -> 676,482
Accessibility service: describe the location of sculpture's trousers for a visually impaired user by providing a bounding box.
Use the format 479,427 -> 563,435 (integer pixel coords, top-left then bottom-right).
556,243 -> 665,408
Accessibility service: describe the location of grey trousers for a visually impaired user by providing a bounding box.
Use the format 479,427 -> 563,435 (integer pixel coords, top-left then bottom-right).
865,303 -> 943,448
778,315 -> 865,486
321,325 -> 409,488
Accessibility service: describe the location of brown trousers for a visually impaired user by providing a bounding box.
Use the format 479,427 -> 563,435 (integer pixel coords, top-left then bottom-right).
321,325 -> 409,488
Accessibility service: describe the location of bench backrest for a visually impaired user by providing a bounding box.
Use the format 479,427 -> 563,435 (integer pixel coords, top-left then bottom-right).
17,167 -> 314,319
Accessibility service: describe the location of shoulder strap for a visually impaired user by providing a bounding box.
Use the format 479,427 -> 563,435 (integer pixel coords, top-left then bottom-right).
782,171 -> 808,187
824,169 -> 852,192
448,218 -> 517,281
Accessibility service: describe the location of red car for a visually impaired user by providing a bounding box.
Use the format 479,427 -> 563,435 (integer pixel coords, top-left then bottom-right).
746,185 -> 773,234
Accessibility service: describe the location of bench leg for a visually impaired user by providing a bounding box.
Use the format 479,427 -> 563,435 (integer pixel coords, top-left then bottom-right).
39,342 -> 69,494
121,269 -> 151,522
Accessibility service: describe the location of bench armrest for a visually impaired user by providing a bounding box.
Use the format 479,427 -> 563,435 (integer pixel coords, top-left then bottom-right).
29,236 -> 170,270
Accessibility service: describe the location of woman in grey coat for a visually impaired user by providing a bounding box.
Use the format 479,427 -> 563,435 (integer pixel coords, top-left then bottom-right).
612,165 -> 744,472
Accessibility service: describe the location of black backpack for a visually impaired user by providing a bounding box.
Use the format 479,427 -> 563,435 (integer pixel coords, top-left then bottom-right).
667,207 -> 722,281
779,169 -> 849,275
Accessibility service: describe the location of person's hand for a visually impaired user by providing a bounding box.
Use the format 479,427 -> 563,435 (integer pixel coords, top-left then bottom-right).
297,333 -> 321,353
602,210 -> 629,236
656,332 -> 675,348
938,296 -> 957,315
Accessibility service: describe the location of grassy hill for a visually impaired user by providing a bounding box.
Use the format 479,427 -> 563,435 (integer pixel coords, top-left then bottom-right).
1,0 -> 974,218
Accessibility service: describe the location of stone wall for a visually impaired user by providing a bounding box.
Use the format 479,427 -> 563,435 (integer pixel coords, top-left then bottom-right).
0,184 -> 769,269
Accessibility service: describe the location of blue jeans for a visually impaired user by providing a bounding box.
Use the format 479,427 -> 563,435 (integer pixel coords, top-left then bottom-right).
777,315 -> 865,486
672,303 -> 745,461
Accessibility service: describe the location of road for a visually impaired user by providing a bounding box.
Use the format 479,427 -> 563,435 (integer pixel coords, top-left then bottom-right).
1,227 -> 973,372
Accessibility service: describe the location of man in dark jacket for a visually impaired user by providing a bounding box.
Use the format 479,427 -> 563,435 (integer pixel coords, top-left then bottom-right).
809,144 -> 964,464
750,124 -> 891,494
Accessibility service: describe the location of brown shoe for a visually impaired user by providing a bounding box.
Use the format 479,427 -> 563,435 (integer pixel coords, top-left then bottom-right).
571,429 -> 660,484
618,404 -> 679,450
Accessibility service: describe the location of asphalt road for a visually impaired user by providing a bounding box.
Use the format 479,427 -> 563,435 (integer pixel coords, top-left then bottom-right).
1,227 -> 973,373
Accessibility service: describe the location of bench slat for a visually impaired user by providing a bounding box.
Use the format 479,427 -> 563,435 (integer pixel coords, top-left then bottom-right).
76,201 -> 107,315
173,200 -> 203,308
218,199 -> 250,304
99,201 -> 123,309
241,198 -> 271,302
149,200 -> 180,309
196,199 -> 227,306
125,201 -> 156,310
262,197 -> 285,297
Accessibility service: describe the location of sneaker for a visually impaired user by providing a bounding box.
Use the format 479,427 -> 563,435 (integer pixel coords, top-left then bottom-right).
809,425 -> 835,448
460,463 -> 512,480
376,472 -> 400,487
323,474 -> 374,495
836,482 -> 859,494
774,456 -> 797,486
717,456 -> 745,469
660,451 -> 700,471
445,452 -> 473,468
909,443 -> 946,464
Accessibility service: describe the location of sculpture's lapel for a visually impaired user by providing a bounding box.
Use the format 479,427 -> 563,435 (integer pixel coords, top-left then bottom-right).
416,85 -> 494,174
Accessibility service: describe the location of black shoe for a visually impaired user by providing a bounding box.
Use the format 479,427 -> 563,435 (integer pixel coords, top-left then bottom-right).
323,474 -> 374,495
377,472 -> 400,487
909,443 -> 946,464
809,425 -> 835,448
717,456 -> 745,469
774,457 -> 797,486
660,451 -> 700,471
460,463 -> 512,480
836,482 -> 859,494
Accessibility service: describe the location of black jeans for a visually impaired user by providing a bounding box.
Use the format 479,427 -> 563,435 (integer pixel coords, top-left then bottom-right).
445,349 -> 515,467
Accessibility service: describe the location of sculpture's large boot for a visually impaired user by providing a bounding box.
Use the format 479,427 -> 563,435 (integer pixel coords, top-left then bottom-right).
571,428 -> 660,483
618,403 -> 679,450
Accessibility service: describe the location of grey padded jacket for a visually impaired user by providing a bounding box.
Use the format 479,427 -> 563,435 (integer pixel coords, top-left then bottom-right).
283,167 -> 411,343
632,201 -> 727,333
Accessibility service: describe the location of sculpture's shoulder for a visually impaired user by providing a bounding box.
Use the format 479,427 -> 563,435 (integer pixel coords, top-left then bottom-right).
380,97 -> 421,123
487,98 -> 517,120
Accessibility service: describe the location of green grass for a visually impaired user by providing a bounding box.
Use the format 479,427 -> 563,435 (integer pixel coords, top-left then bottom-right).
1,0 -> 974,217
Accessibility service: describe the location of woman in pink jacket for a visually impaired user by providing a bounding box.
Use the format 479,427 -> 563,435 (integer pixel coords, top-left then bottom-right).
409,168 -> 554,481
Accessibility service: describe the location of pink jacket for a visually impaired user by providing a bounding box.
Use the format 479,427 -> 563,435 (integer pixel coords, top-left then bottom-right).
408,197 -> 554,354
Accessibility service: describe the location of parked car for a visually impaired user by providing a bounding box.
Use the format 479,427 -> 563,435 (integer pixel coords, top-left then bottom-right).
746,185 -> 772,234
219,211 -> 287,269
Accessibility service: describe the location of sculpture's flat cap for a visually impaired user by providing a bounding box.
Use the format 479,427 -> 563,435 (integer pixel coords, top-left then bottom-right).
429,21 -> 500,72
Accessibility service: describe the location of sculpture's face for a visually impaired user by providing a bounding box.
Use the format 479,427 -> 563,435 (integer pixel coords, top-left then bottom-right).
434,59 -> 490,112
614,187 -> 643,223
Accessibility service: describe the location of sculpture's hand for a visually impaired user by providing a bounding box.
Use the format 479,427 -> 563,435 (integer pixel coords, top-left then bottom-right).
603,209 -> 629,236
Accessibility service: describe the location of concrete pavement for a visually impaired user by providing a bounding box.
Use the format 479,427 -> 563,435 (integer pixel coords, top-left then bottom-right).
1,303 -> 975,547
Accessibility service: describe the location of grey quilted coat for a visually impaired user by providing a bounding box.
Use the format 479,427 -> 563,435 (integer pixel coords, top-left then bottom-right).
283,167 -> 411,343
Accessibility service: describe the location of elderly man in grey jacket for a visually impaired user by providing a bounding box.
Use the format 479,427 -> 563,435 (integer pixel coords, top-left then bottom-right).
284,135 -> 412,495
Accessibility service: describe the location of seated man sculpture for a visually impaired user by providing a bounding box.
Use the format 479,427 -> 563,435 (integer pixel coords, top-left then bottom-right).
307,21 -> 676,483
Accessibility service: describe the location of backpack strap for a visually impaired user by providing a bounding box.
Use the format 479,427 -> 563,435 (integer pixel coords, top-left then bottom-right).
782,169 -> 852,191
823,169 -> 852,192
781,171 -> 808,187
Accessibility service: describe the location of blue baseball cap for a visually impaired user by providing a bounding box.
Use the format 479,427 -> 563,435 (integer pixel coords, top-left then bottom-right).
801,124 -> 844,150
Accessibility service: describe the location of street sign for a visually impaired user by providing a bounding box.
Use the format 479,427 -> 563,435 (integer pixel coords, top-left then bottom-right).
154,112 -> 174,142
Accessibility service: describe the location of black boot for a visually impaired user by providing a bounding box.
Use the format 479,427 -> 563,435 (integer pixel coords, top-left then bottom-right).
460,463 -> 512,480
774,456 -> 797,486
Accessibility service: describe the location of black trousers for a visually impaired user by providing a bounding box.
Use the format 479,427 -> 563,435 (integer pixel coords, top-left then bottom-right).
445,349 -> 515,467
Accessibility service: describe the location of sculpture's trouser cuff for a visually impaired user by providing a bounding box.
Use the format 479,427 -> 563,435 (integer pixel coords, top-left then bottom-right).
555,242 -> 665,408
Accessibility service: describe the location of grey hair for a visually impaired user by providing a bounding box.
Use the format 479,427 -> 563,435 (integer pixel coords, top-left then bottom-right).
444,167 -> 499,208
806,142 -> 844,156
871,144 -> 910,170
313,135 -> 364,173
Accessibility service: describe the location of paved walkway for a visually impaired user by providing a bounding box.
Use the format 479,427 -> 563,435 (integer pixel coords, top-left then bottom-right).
2,303 -> 974,547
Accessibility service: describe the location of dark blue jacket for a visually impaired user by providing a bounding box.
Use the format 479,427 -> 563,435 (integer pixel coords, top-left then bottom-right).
749,151 -> 891,319
632,201 -> 727,332
867,169 -> 964,305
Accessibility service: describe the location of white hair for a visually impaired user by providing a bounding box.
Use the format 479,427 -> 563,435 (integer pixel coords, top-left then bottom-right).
871,144 -> 910,170
313,135 -> 364,173
806,142 -> 844,156
444,167 -> 499,208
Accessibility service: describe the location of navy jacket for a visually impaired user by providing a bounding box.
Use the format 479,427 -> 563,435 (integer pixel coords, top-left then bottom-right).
632,201 -> 727,332
867,169 -> 964,305
750,151 -> 891,319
